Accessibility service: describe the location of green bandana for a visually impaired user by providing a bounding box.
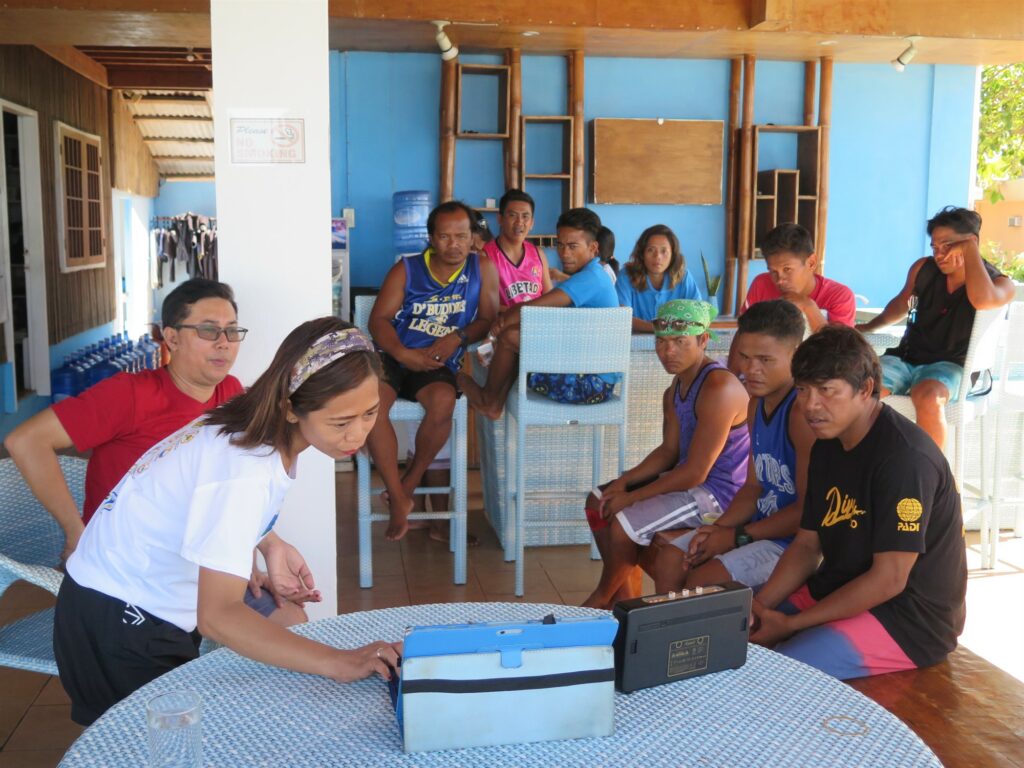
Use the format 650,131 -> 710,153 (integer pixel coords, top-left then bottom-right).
653,299 -> 718,338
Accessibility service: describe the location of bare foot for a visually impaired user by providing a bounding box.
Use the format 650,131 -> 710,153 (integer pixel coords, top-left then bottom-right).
581,592 -> 609,610
458,372 -> 503,420
384,490 -> 414,541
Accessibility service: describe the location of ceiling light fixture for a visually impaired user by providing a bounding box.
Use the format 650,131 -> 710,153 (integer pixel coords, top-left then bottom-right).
891,36 -> 920,72
432,20 -> 460,61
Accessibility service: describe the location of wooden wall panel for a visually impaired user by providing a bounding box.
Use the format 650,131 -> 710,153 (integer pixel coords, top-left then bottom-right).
110,91 -> 159,197
591,118 -> 724,205
0,45 -> 116,344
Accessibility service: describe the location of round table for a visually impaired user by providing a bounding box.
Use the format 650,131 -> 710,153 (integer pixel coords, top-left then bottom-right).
59,603 -> 941,767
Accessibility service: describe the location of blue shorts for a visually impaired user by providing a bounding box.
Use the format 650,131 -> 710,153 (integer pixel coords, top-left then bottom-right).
880,356 -> 963,402
526,373 -> 615,405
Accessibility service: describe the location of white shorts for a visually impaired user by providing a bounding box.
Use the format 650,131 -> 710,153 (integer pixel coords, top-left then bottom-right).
405,422 -> 451,470
669,530 -> 786,589
615,485 -> 722,546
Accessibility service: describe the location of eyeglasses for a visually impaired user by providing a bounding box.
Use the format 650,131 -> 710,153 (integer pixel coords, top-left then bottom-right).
652,318 -> 705,333
174,324 -> 249,342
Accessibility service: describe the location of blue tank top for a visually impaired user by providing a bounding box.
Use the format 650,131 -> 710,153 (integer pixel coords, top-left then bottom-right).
752,387 -> 799,546
674,360 -> 750,511
392,250 -> 482,371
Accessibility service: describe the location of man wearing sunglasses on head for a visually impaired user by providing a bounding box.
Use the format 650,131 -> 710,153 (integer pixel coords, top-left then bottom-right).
856,207 -> 1015,448
6,280 -> 308,627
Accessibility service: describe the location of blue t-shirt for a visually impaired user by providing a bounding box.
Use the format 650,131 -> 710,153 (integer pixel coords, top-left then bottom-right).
554,258 -> 620,384
615,270 -> 703,321
559,258 -> 619,310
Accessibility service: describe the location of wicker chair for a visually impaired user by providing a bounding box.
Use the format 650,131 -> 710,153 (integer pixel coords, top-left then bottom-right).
353,295 -> 468,588
0,455 -> 86,675
882,306 -> 1008,568
506,307 -> 633,596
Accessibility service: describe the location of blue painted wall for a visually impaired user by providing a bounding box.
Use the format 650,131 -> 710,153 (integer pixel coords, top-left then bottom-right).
154,180 -> 217,218
329,54 -> 977,307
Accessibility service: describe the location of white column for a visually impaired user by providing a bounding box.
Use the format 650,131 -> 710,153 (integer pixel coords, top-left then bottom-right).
211,0 -> 336,619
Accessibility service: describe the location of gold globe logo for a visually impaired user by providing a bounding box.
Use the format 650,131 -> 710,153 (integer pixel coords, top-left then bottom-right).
896,498 -> 923,523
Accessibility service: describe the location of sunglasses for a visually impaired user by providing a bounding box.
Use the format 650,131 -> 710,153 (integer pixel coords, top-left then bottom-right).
652,318 -> 705,333
174,324 -> 249,342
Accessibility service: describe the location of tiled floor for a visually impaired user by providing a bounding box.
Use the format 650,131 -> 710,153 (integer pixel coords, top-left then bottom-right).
1,469 -> 1021,766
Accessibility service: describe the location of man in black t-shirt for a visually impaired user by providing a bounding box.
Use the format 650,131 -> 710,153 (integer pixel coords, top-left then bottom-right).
857,206 -> 1014,448
751,326 -> 967,680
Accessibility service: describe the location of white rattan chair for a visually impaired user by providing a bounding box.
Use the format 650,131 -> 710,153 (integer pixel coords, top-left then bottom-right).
353,295 -> 467,588
505,307 -> 632,596
0,455 -> 86,675
980,301 -> 1024,568
882,306 -> 1007,568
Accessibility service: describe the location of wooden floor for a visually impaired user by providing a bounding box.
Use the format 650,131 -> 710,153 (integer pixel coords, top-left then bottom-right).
1,468 -> 1022,767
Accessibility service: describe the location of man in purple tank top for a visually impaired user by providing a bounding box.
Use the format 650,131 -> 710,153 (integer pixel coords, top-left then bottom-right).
582,300 -> 750,609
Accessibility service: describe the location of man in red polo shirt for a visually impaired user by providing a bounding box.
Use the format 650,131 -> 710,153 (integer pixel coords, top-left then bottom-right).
5,279 -> 307,625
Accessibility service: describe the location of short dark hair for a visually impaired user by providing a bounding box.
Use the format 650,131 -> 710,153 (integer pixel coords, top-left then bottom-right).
926,206 -> 982,237
499,189 -> 535,215
791,325 -> 882,399
427,200 -> 476,235
473,215 -> 494,244
556,207 -> 602,241
761,223 -> 815,261
737,299 -> 805,345
161,278 -> 237,329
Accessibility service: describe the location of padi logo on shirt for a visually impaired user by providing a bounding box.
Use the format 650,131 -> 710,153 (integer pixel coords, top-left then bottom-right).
821,487 -> 866,528
896,498 -> 923,533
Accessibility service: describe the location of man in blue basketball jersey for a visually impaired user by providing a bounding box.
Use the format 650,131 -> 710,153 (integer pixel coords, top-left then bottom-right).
651,300 -> 815,592
368,201 -> 500,541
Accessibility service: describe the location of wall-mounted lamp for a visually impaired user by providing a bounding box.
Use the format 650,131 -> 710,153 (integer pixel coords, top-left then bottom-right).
891,37 -> 920,72
432,20 -> 459,61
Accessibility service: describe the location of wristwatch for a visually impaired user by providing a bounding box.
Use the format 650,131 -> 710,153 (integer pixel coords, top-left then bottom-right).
455,327 -> 469,347
734,525 -> 754,548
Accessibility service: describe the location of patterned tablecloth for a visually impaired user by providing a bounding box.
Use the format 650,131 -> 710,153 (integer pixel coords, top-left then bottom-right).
59,603 -> 940,767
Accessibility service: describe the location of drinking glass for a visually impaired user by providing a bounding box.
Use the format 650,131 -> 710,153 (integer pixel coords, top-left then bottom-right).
147,690 -> 202,768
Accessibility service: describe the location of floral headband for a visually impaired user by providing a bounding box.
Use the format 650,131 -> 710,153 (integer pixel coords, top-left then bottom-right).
288,328 -> 375,395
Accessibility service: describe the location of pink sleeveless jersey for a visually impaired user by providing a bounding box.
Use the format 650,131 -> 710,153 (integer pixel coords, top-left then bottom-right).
483,239 -> 545,307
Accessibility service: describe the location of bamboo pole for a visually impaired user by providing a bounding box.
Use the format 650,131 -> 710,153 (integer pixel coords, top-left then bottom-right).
736,54 -> 756,312
722,57 -> 742,316
439,57 -> 457,202
568,50 -> 585,208
506,49 -> 522,189
803,60 -> 817,126
816,56 -> 833,274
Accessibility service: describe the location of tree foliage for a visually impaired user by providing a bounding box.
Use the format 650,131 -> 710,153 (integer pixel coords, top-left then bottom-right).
978,64 -> 1024,203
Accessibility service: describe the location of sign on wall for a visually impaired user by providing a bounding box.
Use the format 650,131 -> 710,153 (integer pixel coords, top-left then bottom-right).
229,118 -> 306,164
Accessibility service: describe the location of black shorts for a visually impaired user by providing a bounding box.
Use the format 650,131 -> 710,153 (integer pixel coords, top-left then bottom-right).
380,352 -> 458,401
54,575 -> 200,725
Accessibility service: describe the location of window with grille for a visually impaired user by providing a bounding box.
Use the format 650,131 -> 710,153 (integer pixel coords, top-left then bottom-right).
55,122 -> 105,271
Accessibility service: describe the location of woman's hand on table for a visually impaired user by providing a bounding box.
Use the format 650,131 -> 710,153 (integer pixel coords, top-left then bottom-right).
331,641 -> 404,682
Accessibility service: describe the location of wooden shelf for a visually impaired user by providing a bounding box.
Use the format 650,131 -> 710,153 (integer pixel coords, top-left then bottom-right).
473,206 -> 499,213
749,125 -> 822,252
525,173 -> 571,180
456,63 -> 510,138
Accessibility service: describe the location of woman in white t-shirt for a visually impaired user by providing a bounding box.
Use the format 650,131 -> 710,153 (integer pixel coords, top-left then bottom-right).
55,317 -> 401,726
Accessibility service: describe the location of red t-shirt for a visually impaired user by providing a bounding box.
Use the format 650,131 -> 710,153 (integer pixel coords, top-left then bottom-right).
52,368 -> 243,522
741,272 -> 856,326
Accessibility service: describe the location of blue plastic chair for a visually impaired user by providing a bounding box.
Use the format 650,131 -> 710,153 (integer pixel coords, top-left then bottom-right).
0,455 -> 86,675
506,307 -> 633,596
353,296 -> 467,588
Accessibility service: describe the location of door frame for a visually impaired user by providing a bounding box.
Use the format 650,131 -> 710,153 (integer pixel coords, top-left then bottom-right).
0,98 -> 49,404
